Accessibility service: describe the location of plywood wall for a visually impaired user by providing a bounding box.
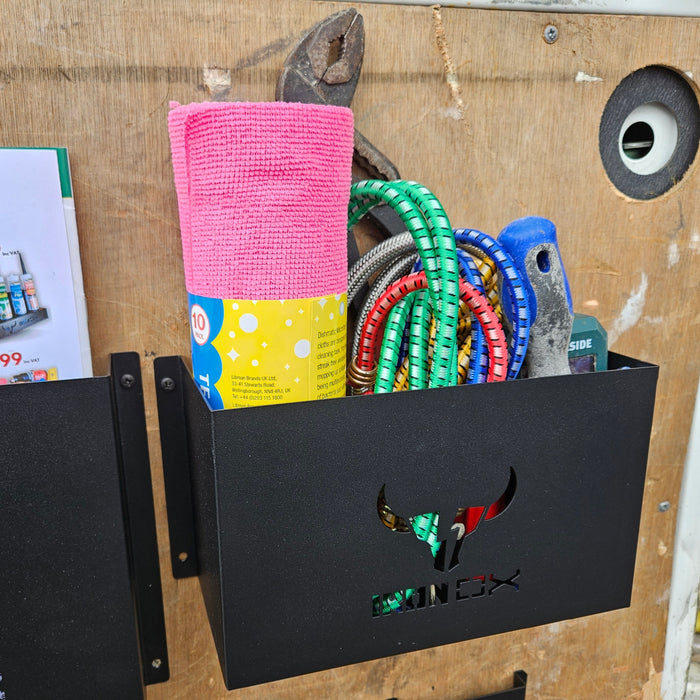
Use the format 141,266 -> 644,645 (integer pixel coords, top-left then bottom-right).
2,2 -> 698,698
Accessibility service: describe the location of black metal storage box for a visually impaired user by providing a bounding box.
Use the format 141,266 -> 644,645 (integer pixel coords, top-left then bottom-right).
0,354 -> 168,700
155,352 -> 658,691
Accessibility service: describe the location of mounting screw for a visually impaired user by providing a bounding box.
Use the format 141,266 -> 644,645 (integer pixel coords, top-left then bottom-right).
543,25 -> 559,44
151,658 -> 162,669
658,501 -> 671,512
160,377 -> 176,392
120,374 -> 135,389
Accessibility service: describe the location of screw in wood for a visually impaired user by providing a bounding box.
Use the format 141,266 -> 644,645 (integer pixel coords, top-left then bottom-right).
543,25 -> 559,44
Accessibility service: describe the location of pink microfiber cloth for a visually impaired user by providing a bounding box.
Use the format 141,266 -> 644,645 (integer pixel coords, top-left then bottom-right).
168,101 -> 354,300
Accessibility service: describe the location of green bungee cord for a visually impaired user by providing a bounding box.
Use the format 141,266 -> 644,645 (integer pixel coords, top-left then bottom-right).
347,179 -> 460,390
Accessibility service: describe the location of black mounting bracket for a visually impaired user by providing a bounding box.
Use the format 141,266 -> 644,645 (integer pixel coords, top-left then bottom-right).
471,670 -> 527,699
154,355 -> 199,579
110,352 -> 170,685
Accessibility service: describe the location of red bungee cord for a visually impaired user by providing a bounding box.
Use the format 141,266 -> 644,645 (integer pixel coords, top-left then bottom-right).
356,272 -> 508,384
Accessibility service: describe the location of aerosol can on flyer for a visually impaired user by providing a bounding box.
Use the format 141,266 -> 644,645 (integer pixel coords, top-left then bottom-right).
0,278 -> 13,320
19,253 -> 39,312
7,274 -> 27,316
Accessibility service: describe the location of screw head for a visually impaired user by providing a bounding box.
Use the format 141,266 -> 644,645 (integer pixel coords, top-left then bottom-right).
544,25 -> 559,44
120,373 -> 135,389
151,658 -> 162,669
658,501 -> 671,512
160,377 -> 176,392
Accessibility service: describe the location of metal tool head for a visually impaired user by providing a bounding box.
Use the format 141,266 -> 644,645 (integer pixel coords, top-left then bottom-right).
276,8 -> 364,106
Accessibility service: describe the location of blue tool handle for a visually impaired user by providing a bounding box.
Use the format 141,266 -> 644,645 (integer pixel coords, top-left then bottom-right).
498,217 -> 573,378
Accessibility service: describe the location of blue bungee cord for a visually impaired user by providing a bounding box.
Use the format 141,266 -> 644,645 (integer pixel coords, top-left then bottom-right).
453,229 -> 531,381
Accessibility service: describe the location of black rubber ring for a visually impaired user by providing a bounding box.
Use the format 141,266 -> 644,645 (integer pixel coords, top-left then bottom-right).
599,65 -> 700,200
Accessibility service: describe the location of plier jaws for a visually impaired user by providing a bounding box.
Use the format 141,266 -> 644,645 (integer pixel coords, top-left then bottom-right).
276,8 -> 364,108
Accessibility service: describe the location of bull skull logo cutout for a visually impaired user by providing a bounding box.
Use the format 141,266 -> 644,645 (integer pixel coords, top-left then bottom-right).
378,467 -> 517,571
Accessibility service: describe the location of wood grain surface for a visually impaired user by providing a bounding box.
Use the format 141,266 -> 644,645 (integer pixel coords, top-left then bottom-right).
2,2 -> 698,698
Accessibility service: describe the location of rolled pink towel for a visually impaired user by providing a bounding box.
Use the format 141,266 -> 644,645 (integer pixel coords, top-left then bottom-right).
168,101 -> 354,299
167,101 -> 354,409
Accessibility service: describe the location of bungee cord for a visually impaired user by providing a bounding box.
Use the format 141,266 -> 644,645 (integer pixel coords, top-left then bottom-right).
348,180 -> 460,388
346,180 -> 531,395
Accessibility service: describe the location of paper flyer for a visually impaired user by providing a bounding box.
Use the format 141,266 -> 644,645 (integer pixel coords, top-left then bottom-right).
0,148 -> 92,383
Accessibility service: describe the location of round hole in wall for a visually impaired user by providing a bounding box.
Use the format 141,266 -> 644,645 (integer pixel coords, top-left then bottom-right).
599,66 -> 700,200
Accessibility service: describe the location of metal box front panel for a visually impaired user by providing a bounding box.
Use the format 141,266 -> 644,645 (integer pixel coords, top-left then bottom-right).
185,354 -> 657,689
